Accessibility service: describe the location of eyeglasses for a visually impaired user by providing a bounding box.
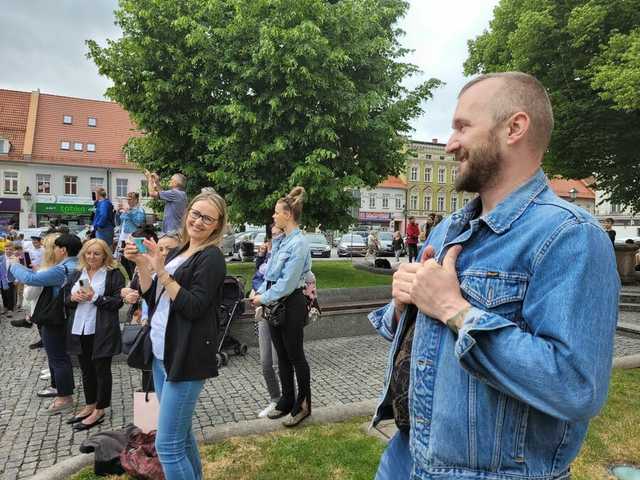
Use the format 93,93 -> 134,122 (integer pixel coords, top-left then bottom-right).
188,209 -> 219,226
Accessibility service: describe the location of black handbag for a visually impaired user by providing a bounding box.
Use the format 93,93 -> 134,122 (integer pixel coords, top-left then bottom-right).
122,324 -> 143,355
263,300 -> 286,327
31,265 -> 69,327
127,324 -> 152,370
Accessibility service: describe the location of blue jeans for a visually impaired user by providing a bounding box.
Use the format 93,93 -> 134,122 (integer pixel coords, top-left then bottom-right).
152,357 -> 205,480
41,325 -> 74,396
95,227 -> 114,247
375,431 -> 412,480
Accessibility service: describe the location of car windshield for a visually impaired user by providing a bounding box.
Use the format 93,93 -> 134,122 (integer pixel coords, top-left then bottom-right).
378,232 -> 393,241
341,234 -> 364,243
306,234 -> 328,244
254,232 -> 266,243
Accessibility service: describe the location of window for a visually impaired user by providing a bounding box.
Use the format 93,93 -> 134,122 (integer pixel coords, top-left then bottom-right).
424,194 -> 432,211
88,117 -> 97,127
426,154 -> 432,159
438,167 -> 446,184
395,197 -> 402,209
369,194 -> 376,209
36,174 -> 51,194
451,168 -> 457,183
437,194 -> 445,211
60,141 -> 70,150
64,176 -> 78,195
3,171 -> 18,194
382,195 -> 389,209
451,193 -> 458,211
116,178 -> 129,198
439,155 -> 445,160
63,115 -> 73,124
410,166 -> 417,181
74,142 -> 83,151
90,177 -> 104,192
141,179 -> 149,197
424,167 -> 432,182
0,138 -> 10,154
410,195 -> 417,210
87,143 -> 96,152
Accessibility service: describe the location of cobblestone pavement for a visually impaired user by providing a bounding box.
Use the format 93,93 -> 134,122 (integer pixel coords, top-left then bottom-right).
1,311 -> 639,480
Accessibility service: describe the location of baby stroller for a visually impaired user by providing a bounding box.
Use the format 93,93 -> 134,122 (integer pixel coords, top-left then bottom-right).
216,276 -> 249,368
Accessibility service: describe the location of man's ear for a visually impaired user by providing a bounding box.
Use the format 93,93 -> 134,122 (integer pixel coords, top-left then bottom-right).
505,112 -> 530,146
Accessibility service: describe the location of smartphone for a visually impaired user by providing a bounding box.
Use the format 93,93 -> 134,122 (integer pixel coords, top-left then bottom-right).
24,251 -> 32,269
133,237 -> 148,253
79,279 -> 85,288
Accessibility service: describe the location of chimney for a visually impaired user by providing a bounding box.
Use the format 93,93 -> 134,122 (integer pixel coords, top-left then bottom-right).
432,138 -> 438,144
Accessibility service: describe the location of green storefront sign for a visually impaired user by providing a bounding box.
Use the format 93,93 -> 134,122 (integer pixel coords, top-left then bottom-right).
36,203 -> 94,216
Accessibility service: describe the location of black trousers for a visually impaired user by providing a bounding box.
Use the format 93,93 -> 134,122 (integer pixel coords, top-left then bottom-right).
78,335 -> 113,409
1,283 -> 16,310
407,244 -> 418,263
268,289 -> 311,415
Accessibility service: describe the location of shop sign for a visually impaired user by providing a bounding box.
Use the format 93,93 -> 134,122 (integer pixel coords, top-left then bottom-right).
358,212 -> 391,221
0,198 -> 21,212
36,203 -> 94,215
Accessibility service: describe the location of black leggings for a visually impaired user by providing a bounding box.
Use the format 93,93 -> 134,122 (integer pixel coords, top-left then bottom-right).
78,335 -> 113,409
268,289 -> 310,415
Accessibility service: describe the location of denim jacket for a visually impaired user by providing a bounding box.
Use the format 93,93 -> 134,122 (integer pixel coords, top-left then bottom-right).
257,228 -> 311,305
369,170 -> 619,480
9,256 -> 78,296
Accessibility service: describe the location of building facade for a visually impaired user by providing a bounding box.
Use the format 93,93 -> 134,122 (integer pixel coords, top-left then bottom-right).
0,89 -> 149,229
594,192 -> 640,242
404,139 -> 471,227
358,176 -> 406,232
547,178 -> 596,214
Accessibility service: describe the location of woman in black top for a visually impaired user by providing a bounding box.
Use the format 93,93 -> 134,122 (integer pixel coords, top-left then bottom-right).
124,191 -> 227,480
64,239 -> 125,431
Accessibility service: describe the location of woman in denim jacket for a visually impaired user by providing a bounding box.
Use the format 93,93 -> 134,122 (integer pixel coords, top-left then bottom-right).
251,187 -> 312,427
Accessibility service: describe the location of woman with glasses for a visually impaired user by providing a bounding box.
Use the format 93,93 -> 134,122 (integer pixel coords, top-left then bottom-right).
251,186 -> 312,427
124,191 -> 227,480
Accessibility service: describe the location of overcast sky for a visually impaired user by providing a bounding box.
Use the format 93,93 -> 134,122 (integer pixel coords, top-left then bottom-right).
0,0 -> 499,143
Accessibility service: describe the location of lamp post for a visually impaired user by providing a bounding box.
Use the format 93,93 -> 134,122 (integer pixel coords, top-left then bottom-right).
568,187 -> 577,202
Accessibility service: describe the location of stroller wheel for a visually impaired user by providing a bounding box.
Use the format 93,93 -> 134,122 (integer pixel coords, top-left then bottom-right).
221,351 -> 229,366
239,344 -> 248,356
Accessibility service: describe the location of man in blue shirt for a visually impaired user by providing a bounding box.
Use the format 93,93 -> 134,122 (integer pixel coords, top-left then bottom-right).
92,188 -> 115,247
146,171 -> 187,233
370,72 -> 619,480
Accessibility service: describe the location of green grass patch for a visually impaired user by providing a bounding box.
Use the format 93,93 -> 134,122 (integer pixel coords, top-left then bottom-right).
226,260 -> 391,292
67,369 -> 640,480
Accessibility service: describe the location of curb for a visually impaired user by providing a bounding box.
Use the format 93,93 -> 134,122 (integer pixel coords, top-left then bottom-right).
613,353 -> 640,369
29,399 -> 378,480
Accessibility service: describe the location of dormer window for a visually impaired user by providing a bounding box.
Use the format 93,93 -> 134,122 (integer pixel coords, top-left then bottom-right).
88,117 -> 97,127
63,115 -> 73,124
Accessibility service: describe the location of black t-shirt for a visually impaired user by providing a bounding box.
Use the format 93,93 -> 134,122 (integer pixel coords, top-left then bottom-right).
607,229 -> 616,244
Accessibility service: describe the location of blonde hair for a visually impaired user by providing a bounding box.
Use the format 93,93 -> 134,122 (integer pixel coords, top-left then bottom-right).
179,191 -> 228,253
277,186 -> 306,222
77,239 -> 117,271
40,233 -> 61,269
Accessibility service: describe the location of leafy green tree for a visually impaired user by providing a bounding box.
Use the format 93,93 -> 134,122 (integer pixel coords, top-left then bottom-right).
88,0 -> 441,229
464,0 -> 640,212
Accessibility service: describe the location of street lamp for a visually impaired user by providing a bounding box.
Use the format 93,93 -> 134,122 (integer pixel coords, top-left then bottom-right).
568,187 -> 577,202
22,187 -> 32,202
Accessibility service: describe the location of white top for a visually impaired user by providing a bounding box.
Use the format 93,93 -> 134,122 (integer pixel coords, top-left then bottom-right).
150,255 -> 189,361
71,268 -> 107,336
28,246 -> 43,269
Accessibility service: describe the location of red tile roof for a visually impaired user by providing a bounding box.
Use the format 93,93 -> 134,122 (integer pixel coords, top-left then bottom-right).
378,176 -> 407,189
548,178 -> 595,200
0,89 -> 31,160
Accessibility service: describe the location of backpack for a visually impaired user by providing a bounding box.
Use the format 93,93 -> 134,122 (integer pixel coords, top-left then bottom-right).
31,265 -> 69,327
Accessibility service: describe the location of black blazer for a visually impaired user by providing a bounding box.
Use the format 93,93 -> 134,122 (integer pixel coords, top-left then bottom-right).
143,244 -> 226,382
65,268 -> 125,359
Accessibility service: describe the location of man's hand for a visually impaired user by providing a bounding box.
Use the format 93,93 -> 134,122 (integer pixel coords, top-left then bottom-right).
392,246 -> 436,321
410,245 -> 470,322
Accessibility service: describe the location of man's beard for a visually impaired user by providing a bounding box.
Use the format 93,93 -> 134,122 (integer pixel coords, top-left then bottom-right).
454,130 -> 502,193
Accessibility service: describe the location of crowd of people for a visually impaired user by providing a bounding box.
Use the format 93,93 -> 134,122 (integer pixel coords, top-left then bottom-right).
1,173 -> 314,479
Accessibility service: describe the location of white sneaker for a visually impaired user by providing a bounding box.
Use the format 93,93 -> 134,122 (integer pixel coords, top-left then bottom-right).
258,402 -> 278,418
40,372 -> 51,381
40,368 -> 50,375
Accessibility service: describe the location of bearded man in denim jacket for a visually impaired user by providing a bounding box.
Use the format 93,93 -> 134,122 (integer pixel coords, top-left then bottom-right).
370,72 -> 620,480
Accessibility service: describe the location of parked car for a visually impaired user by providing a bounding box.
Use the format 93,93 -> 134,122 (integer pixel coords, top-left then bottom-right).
337,233 -> 367,257
253,232 -> 267,254
234,231 -> 258,261
376,231 -> 396,257
306,233 -> 331,258
222,232 -> 239,256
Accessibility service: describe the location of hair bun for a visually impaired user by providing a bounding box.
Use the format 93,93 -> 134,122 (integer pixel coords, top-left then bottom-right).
287,186 -> 305,205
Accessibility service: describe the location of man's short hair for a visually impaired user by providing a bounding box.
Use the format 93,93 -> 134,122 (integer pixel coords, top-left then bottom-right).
604,217 -> 614,224
54,234 -> 83,257
172,173 -> 187,189
408,216 -> 415,221
459,72 -> 554,153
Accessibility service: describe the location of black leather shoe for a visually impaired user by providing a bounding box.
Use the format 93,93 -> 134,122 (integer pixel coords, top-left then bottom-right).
73,414 -> 105,431
11,318 -> 32,328
29,340 -> 43,349
66,413 -> 92,425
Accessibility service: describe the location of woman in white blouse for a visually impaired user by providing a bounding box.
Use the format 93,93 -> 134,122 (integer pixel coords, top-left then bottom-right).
64,239 -> 125,431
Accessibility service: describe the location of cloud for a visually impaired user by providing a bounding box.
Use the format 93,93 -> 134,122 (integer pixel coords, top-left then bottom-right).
0,0 -> 498,140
